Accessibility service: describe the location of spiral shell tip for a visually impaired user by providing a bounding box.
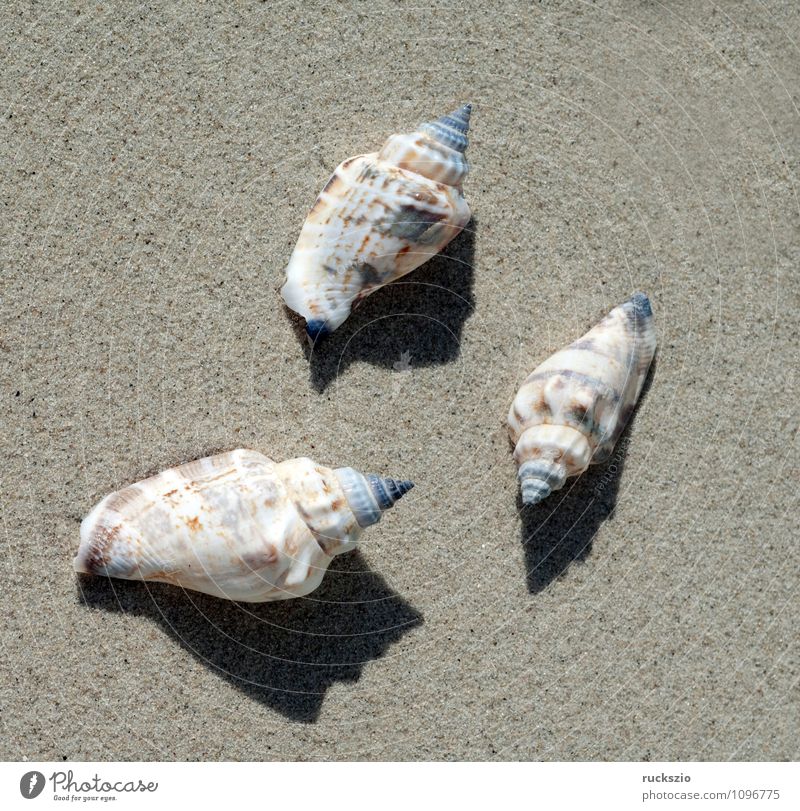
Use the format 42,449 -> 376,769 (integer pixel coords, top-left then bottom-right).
453,102 -> 473,123
518,459 -> 567,506
629,291 -> 653,318
420,103 -> 473,153
520,477 -> 552,506
367,475 -> 414,511
393,478 -> 415,497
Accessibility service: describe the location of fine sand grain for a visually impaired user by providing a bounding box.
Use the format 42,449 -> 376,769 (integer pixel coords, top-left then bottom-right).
1,1 -> 798,760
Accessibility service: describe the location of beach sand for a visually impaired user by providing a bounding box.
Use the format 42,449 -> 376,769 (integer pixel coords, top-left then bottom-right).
1,1 -> 797,760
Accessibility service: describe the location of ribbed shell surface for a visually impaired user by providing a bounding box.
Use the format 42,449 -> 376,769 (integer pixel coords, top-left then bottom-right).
74,450 -> 359,602
508,295 -> 657,472
281,138 -> 471,333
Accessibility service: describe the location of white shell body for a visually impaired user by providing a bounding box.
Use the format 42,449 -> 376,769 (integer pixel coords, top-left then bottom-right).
508,293 -> 657,505
281,105 -> 473,338
74,450 -> 412,602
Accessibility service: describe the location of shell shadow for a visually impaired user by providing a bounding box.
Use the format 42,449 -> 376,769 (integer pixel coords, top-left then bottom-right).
518,357 -> 658,593
76,550 -> 422,723
298,218 -> 477,393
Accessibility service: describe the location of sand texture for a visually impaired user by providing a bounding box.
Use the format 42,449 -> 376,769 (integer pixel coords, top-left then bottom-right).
1,1 -> 798,760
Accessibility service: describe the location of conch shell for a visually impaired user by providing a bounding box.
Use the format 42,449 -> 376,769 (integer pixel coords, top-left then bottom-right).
74,449 -> 413,602
281,103 -> 473,339
508,293 -> 657,505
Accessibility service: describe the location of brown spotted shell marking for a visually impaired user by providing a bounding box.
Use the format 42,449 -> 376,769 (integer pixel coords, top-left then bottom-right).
280,104 -> 473,340
508,293 -> 657,505
74,449 -> 413,602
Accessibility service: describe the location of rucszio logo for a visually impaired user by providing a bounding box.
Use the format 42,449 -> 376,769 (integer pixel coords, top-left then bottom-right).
19,771 -> 45,799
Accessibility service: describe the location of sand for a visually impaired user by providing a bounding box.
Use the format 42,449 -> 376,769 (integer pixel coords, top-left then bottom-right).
1,1 -> 798,761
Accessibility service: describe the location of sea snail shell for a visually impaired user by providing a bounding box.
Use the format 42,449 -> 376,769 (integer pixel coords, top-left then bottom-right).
74,449 -> 413,602
508,293 -> 657,505
281,103 -> 473,340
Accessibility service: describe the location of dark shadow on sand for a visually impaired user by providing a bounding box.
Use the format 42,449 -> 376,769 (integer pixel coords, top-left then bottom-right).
77,550 -> 421,723
519,357 -> 657,593
286,218 -> 477,393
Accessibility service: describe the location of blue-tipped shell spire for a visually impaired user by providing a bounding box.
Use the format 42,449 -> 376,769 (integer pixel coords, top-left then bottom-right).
623,292 -> 654,336
334,468 -> 414,528
420,103 -> 472,153
366,475 -> 414,511
629,291 -> 653,318
518,459 -> 567,506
